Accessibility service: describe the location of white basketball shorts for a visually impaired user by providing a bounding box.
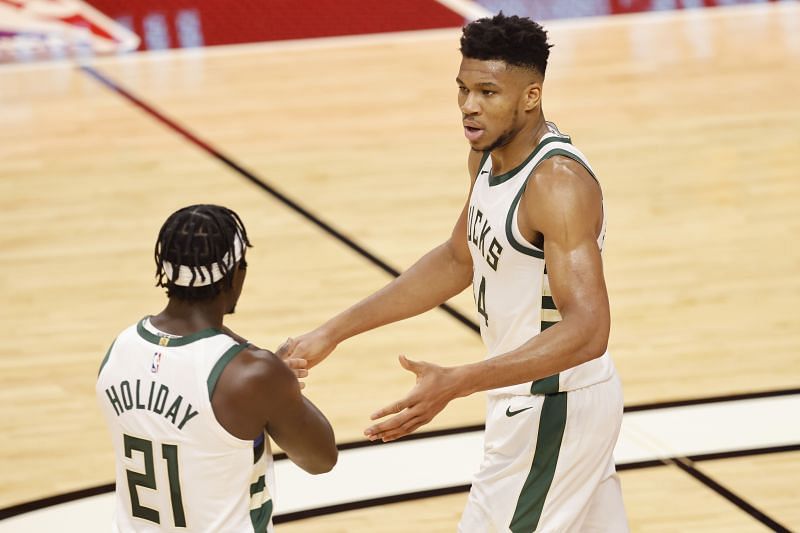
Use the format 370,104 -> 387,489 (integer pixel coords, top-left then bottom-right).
458,372 -> 628,532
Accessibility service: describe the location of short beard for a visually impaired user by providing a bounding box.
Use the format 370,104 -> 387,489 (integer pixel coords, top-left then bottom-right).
482,109 -> 521,152
484,129 -> 515,152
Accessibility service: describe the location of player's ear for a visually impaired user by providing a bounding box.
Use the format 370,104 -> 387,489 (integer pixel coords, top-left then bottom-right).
524,82 -> 542,111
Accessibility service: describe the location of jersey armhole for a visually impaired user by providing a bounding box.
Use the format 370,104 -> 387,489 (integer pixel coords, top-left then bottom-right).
203,341 -> 257,448
207,342 -> 250,399
97,339 -> 116,376
506,146 -> 602,258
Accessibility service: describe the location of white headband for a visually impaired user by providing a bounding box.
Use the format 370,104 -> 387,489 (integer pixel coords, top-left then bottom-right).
163,232 -> 244,287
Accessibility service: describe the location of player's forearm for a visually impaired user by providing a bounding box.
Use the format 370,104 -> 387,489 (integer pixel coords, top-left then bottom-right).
320,242 -> 472,344
284,398 -> 338,474
453,314 -> 608,396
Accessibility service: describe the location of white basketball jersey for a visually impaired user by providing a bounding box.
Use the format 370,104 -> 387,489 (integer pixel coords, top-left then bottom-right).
467,123 -> 616,397
96,318 -> 274,532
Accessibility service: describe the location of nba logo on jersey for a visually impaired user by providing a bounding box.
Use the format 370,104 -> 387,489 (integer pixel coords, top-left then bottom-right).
151,352 -> 163,373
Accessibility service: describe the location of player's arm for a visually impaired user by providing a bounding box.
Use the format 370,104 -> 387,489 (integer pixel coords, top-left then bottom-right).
456,156 -> 610,389
214,347 -> 337,474
288,150 -> 484,368
365,157 -> 609,441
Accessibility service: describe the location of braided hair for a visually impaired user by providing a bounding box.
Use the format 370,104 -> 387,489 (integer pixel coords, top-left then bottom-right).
460,12 -> 553,76
154,204 -> 252,301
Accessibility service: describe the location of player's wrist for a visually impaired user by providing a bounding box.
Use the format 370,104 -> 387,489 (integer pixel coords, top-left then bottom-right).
447,364 -> 480,399
316,322 -> 344,348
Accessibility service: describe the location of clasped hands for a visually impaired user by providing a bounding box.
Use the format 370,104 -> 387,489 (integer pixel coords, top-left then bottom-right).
279,332 -> 458,442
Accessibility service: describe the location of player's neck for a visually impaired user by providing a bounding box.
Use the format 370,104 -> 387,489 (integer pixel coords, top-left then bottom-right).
489,114 -> 548,176
151,298 -> 226,336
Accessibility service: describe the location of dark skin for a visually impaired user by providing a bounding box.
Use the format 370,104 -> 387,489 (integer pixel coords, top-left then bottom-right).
150,262 -> 337,474
288,57 -> 609,442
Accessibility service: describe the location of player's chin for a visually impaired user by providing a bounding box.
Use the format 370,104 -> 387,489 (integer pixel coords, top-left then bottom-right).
467,136 -> 494,152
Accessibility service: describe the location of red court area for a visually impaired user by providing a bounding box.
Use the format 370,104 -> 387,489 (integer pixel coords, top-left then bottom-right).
0,0 -> 788,61
86,0 -> 465,51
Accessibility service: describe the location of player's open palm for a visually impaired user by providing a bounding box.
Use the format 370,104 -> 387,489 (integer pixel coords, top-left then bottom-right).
365,355 -> 460,442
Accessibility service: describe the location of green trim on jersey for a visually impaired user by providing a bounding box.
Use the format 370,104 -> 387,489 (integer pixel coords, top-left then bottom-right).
540,148 -> 597,180
206,342 -> 250,398
509,391 -> 568,532
249,474 -> 273,533
476,150 -> 491,179
98,339 -> 115,376
505,185 -> 544,259
531,374 -> 559,394
136,317 -> 223,347
488,136 -> 570,187
503,142 -> 595,259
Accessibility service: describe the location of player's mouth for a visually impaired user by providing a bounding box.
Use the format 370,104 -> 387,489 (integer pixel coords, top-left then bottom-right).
463,124 -> 484,142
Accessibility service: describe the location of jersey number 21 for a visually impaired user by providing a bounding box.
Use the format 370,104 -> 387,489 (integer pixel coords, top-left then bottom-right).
124,434 -> 187,527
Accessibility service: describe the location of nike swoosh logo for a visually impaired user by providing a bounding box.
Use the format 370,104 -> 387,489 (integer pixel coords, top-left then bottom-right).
480,170 -> 489,174
506,406 -> 534,417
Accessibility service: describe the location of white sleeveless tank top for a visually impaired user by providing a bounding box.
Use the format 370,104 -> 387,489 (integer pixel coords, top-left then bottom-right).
96,318 -> 274,532
467,122 -> 616,397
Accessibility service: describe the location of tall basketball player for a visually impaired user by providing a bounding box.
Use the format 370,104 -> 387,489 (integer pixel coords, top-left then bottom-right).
288,14 -> 628,532
96,204 -> 337,532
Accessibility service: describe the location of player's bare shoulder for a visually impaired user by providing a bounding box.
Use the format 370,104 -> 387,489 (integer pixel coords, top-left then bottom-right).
529,155 -> 600,202
522,155 -> 603,240
228,345 -> 298,399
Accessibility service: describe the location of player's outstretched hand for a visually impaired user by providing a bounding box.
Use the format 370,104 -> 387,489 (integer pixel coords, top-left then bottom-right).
286,329 -> 338,370
364,355 -> 460,443
275,338 -> 308,389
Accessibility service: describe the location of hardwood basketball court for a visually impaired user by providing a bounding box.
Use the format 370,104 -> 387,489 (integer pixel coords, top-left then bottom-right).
0,1 -> 798,530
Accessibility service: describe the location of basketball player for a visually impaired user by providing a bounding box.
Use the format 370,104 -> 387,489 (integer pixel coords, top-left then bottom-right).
96,204 -> 337,532
288,14 -> 627,532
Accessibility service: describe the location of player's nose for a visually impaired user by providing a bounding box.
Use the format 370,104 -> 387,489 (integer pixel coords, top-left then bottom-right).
460,93 -> 480,115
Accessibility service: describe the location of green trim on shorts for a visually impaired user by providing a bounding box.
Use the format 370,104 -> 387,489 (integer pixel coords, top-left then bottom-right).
206,342 -> 250,398
531,374 -> 559,395
510,391 -> 568,532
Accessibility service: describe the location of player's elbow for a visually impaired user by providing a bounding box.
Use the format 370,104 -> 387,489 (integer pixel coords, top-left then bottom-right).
304,446 -> 338,474
317,444 -> 339,474
585,313 -> 610,360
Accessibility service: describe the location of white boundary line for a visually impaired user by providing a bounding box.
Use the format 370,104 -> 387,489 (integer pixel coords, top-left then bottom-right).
433,0 -> 491,20
2,394 -> 798,531
1,0 -> 795,73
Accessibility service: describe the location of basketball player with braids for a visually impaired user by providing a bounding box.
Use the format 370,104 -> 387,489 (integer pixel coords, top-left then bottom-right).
97,204 -> 336,532
288,13 -> 628,532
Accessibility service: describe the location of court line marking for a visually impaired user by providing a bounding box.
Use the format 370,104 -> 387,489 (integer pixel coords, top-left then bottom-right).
1,0 -> 792,73
671,458 -> 791,532
18,5 -> 788,526
433,0 -> 491,20
0,3 -> 793,529
78,63 -> 482,336
2,394 -> 798,528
